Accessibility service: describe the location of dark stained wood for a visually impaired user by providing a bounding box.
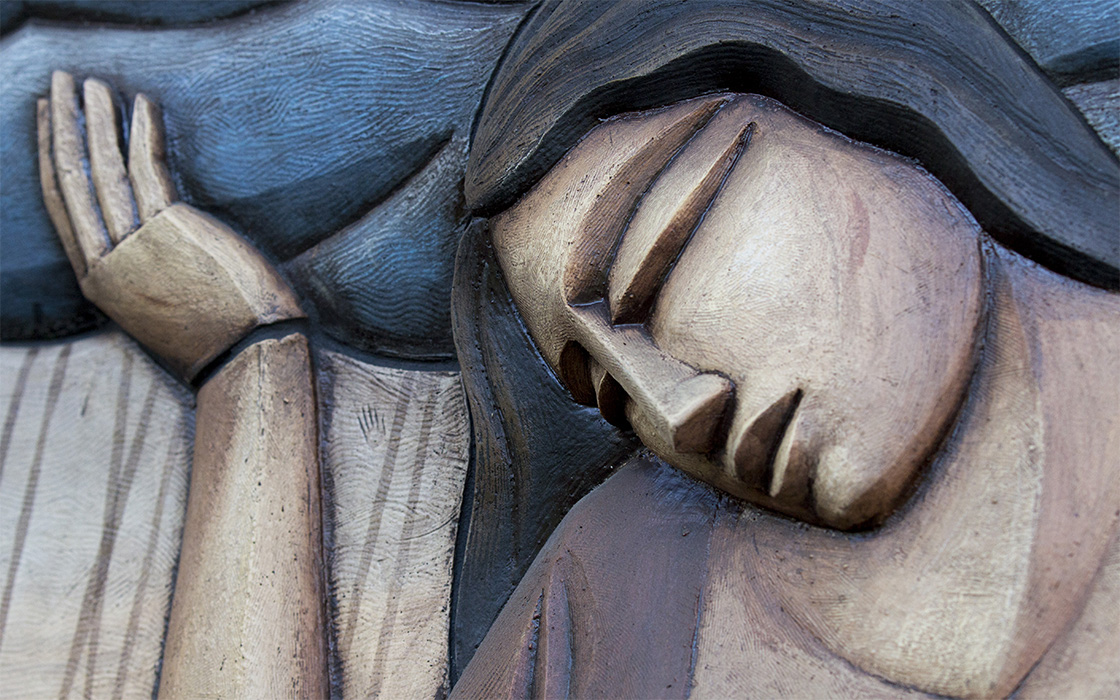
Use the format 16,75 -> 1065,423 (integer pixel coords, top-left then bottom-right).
448,220 -> 639,681
466,0 -> 1119,289
450,454 -> 720,700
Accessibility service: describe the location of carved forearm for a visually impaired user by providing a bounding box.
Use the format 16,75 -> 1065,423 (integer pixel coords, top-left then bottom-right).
159,332 -> 328,698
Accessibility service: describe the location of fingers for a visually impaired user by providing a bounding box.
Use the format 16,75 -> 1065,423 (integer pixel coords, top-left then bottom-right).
83,78 -> 137,244
37,98 -> 86,276
50,70 -> 111,263
128,94 -> 177,222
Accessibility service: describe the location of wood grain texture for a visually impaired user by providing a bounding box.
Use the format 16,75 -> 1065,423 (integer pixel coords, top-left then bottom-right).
1065,79 -> 1120,154
79,203 -> 305,380
493,93 -> 984,530
0,331 -> 193,699
2,0 -> 526,343
449,220 -> 638,680
977,0 -> 1118,79
285,137 -> 471,360
687,246 -> 1120,698
460,240 -> 1118,695
467,0 -> 1119,288
451,454 -> 720,700
159,333 -> 328,698
315,349 -> 469,699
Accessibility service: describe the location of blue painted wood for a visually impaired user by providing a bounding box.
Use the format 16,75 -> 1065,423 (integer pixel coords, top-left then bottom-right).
979,0 -> 1119,81
284,137 -> 467,359
0,1 -> 282,34
0,0 -> 524,348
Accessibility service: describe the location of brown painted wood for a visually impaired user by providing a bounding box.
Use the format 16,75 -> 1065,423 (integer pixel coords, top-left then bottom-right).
316,349 -> 469,698
451,454 -> 720,700
0,332 -> 193,698
449,220 -> 639,679
159,333 -> 328,698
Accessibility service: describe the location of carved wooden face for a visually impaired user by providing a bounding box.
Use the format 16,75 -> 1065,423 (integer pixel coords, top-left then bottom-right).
490,93 -> 984,530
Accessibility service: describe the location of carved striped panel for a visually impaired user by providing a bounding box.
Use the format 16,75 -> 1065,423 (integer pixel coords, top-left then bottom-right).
317,350 -> 469,699
0,331 -> 193,699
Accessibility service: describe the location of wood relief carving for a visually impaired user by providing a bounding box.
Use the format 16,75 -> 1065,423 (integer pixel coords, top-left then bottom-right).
1,1 -> 1117,698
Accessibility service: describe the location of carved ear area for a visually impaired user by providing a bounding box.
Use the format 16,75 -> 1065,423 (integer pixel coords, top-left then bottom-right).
609,104 -> 755,325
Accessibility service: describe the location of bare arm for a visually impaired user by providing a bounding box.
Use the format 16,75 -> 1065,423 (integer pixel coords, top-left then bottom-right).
38,71 -> 328,697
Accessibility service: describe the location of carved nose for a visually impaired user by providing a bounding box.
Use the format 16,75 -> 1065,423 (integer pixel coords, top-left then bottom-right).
562,300 -> 733,454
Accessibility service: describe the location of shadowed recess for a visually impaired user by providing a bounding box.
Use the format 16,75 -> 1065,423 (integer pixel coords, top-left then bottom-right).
0,0 -> 286,35
466,0 -> 1119,289
448,220 -> 639,681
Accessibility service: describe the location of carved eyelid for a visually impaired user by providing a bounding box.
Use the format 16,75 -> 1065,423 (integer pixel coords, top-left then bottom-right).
607,106 -> 755,325
560,95 -> 728,305
557,97 -> 756,456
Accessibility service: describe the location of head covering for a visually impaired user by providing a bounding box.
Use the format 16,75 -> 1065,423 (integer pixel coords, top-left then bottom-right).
466,0 -> 1119,288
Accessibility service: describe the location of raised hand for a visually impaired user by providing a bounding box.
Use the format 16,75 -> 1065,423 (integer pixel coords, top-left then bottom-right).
38,71 -> 304,381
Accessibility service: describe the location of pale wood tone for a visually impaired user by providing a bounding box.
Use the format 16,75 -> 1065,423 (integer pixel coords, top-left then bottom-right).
80,203 -> 306,380
159,333 -> 328,698
127,94 -> 177,224
650,94 -> 984,529
0,331 -> 193,699
608,107 -> 752,325
83,78 -> 135,244
1018,534 -> 1120,699
317,350 -> 469,699
50,71 -> 109,261
568,302 -> 731,454
689,247 -> 1119,698
38,71 -> 303,381
493,92 -> 983,531
36,99 -> 82,275
490,94 -> 728,368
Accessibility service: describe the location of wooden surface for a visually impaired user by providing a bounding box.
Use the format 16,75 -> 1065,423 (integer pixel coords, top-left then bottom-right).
449,220 -> 638,679
466,90 -> 1119,696
159,332 -> 328,698
2,0 -> 526,346
316,349 -> 469,698
689,247 -> 1120,697
492,93 -> 984,530
38,71 -> 305,381
458,233 -> 1120,696
467,0 -> 1119,289
0,331 -> 193,699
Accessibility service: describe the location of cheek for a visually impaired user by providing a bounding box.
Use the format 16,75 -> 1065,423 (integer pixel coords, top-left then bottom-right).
650,143 -> 983,529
